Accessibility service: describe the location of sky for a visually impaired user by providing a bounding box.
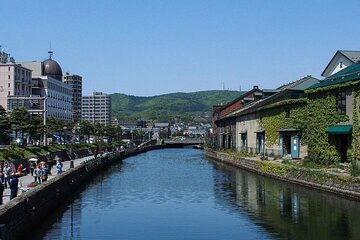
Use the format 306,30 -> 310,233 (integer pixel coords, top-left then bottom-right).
2,0 -> 360,96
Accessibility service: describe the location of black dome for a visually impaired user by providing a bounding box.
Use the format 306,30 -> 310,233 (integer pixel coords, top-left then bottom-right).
43,59 -> 63,81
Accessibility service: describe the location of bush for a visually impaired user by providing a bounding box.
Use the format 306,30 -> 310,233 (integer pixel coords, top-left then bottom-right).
349,160 -> 360,177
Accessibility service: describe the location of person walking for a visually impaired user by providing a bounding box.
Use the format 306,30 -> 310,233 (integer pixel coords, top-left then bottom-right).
0,181 -> 4,204
56,159 -> 63,175
41,164 -> 48,182
30,162 -> 36,176
9,175 -> 19,200
3,163 -> 11,188
0,164 -> 4,185
34,164 -> 42,183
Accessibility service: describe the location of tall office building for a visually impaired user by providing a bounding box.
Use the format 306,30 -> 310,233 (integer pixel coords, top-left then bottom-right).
0,49 -> 32,110
63,73 -> 82,122
82,91 -> 111,125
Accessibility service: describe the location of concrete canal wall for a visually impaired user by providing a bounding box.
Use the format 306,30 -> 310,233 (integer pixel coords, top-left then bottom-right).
0,145 -> 163,240
205,149 -> 360,201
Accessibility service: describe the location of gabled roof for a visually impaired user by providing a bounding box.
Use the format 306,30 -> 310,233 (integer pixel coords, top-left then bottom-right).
340,50 -> 360,63
321,50 -> 360,77
309,63 -> 360,90
276,76 -> 319,91
218,76 -> 319,121
217,88 -> 259,110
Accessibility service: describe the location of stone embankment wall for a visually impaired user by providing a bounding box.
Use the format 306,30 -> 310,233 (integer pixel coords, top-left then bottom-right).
205,149 -> 360,201
0,145 -> 162,240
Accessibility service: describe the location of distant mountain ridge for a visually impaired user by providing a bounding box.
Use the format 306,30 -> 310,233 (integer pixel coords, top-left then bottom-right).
110,90 -> 245,123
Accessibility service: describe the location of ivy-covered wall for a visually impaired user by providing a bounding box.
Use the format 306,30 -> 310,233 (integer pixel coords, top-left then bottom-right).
351,88 -> 360,159
259,92 -> 349,165
303,93 -> 348,164
259,100 -> 307,147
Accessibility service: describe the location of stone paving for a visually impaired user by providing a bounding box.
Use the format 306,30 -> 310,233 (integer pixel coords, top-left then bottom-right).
1,155 -> 95,205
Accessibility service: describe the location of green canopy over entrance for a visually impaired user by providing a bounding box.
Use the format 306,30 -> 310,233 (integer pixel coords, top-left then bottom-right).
326,125 -> 352,134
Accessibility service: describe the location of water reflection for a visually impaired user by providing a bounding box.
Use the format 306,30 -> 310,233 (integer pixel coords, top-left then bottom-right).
33,149 -> 360,240
210,160 -> 360,240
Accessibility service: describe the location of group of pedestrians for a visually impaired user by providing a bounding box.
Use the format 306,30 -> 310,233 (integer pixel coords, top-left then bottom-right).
32,162 -> 50,183
0,163 -> 21,204
31,159 -> 63,183
0,157 -> 64,205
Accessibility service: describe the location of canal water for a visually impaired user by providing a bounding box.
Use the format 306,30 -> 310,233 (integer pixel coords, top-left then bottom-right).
33,149 -> 360,239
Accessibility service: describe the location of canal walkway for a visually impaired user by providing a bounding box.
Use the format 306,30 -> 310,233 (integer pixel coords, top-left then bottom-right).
2,154 -> 95,205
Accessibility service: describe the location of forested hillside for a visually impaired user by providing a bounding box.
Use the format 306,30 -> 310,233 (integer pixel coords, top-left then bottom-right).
110,90 -> 244,123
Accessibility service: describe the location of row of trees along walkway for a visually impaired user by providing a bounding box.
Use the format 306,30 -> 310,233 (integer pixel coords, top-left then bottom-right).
0,106 -> 122,145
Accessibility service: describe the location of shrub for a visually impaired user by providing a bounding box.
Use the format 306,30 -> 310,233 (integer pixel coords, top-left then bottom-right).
349,160 -> 360,177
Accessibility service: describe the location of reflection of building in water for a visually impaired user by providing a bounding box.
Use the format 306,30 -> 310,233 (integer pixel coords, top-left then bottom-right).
210,158 -> 360,239
233,168 -> 306,222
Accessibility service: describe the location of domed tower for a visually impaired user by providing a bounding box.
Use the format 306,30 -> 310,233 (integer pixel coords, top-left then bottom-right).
42,51 -> 63,81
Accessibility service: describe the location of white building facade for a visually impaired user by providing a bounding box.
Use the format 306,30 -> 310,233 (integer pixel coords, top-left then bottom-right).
0,50 -> 32,110
19,54 -> 73,121
82,92 -> 111,125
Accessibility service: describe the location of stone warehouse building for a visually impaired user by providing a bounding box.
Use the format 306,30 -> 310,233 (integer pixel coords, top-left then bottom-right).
212,86 -> 278,148
213,50 -> 360,163
306,62 -> 360,163
215,76 -> 319,159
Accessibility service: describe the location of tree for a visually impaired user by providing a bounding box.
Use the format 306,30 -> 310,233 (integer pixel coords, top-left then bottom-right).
93,122 -> 104,142
47,117 -> 65,143
10,107 -> 32,142
0,105 -> 11,144
78,121 -> 94,142
28,114 -> 45,143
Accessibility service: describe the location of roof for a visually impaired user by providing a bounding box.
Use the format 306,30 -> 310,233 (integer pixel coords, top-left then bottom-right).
340,50 -> 360,63
321,50 -> 360,77
262,89 -> 278,93
43,58 -> 63,81
308,63 -> 360,90
290,77 -> 320,90
217,76 -> 319,121
218,88 -> 259,110
276,76 -> 319,91
154,123 -> 169,127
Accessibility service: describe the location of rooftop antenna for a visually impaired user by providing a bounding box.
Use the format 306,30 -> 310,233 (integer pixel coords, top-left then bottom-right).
48,41 -> 53,59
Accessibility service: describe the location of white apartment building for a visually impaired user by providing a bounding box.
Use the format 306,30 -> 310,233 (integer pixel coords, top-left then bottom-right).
0,50 -> 32,110
82,92 -> 111,125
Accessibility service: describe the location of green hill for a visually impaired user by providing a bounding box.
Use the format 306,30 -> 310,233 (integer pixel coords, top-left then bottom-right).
110,90 -> 244,123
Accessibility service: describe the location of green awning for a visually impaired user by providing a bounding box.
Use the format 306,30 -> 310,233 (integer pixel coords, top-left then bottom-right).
326,125 -> 352,134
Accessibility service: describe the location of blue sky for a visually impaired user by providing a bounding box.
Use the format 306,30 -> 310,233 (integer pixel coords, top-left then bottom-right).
2,0 -> 360,96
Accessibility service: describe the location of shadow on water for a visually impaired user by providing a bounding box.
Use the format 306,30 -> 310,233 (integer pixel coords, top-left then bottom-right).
208,159 -> 360,240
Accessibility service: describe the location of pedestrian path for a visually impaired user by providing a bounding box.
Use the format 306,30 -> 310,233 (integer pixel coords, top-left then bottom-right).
2,155 -> 94,205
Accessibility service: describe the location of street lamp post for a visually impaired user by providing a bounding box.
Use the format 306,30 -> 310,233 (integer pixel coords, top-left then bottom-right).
43,97 -> 47,146
63,126 -> 68,144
